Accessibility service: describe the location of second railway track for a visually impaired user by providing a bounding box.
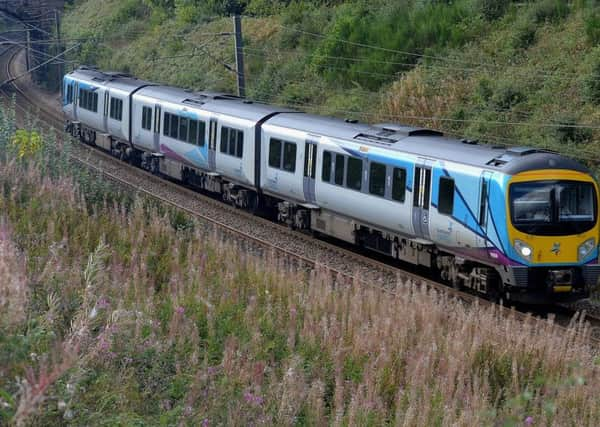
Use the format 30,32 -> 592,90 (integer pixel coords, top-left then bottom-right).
2,40 -> 600,346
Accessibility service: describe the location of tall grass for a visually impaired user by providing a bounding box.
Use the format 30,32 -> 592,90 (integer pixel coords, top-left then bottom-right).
1,107 -> 600,425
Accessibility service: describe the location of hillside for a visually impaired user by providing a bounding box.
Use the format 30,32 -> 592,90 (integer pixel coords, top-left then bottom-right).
61,0 -> 600,168
1,104 -> 600,426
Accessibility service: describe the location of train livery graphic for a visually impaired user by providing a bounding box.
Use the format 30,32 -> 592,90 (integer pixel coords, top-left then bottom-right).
63,67 -> 600,304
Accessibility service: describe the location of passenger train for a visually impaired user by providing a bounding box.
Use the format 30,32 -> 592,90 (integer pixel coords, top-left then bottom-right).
62,67 -> 600,304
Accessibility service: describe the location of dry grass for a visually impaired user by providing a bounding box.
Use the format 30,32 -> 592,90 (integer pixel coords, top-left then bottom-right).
1,114 -> 600,426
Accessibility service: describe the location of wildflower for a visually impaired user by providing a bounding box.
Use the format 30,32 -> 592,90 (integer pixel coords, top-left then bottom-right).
57,400 -> 66,410
97,297 -> 110,310
525,416 -> 534,425
176,306 -> 185,316
202,418 -> 209,427
244,390 -> 264,406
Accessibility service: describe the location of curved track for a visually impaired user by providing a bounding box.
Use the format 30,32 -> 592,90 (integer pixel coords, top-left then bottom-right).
2,38 -> 600,346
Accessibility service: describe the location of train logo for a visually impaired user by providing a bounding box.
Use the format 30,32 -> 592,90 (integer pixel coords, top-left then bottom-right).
551,242 -> 561,255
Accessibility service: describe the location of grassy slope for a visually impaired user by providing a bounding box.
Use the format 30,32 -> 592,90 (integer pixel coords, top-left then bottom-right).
2,108 -> 600,426
61,1 -> 600,172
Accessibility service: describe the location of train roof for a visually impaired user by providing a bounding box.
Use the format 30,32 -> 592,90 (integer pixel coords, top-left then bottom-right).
138,86 -> 296,121
267,113 -> 590,175
67,67 -> 153,93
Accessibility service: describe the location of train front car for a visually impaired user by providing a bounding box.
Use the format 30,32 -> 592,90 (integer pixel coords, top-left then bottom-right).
498,153 -> 600,303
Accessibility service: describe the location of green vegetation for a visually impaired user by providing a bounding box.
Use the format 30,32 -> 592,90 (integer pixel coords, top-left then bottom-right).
61,0 -> 600,171
2,103 -> 600,425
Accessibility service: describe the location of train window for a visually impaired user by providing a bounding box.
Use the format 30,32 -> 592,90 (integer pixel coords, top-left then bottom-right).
269,138 -> 282,168
66,84 -> 73,104
220,127 -> 228,153
283,142 -> 296,172
346,157 -> 362,191
334,154 -> 345,186
236,130 -> 244,157
228,128 -> 237,156
163,112 -> 171,136
188,120 -> 198,145
109,97 -> 122,121
479,179 -> 488,226
369,162 -> 386,197
220,126 -> 244,157
78,88 -> 99,113
198,121 -> 206,146
391,168 -> 406,202
179,117 -> 189,142
438,177 -> 455,215
142,107 -> 152,130
322,151 -> 332,182
170,114 -> 179,139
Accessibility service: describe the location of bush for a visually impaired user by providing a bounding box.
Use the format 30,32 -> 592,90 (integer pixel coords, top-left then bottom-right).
491,81 -> 526,109
529,0 -> 570,23
584,50 -> 600,105
475,0 -> 511,21
585,11 -> 600,46
553,114 -> 592,144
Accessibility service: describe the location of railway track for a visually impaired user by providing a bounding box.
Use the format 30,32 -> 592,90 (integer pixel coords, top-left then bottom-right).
2,37 -> 600,346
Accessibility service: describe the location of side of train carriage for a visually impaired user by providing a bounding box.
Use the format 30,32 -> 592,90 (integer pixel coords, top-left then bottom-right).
62,67 -> 600,304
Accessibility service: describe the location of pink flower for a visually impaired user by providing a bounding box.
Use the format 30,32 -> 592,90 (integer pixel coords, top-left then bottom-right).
525,416 -> 534,425
176,306 -> 185,316
202,418 -> 209,427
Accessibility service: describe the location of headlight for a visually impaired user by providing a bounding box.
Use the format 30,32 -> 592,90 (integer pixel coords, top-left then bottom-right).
578,238 -> 596,262
514,239 -> 532,261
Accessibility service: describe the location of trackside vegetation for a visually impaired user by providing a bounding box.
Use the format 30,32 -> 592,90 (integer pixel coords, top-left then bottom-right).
2,105 -> 600,425
61,0 -> 600,170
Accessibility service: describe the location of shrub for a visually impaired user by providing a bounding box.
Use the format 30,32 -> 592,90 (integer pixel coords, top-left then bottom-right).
553,114 -> 593,144
585,11 -> 600,46
491,81 -> 526,109
529,0 -> 570,24
475,0 -> 511,21
584,49 -> 600,105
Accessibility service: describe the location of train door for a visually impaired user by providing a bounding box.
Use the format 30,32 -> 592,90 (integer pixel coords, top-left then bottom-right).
412,162 -> 432,240
73,82 -> 79,120
103,90 -> 109,132
303,140 -> 318,203
477,171 -> 493,250
208,119 -> 217,171
153,104 -> 161,152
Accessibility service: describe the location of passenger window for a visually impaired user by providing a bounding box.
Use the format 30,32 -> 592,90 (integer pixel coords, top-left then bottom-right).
170,114 -> 179,139
346,157 -> 362,191
283,142 -> 297,172
369,162 -> 386,197
392,168 -> 406,202
163,112 -> 171,136
322,151 -> 332,182
179,117 -> 188,142
142,107 -> 152,130
334,154 -> 345,186
188,120 -> 198,144
236,130 -> 244,157
198,121 -> 206,146
269,138 -> 282,168
220,127 -> 228,153
228,129 -> 237,156
438,177 -> 455,215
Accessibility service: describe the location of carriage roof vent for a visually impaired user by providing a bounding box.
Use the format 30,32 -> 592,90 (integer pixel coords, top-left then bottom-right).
408,129 -> 443,137
354,133 -> 398,145
92,77 -> 106,82
461,138 -> 478,145
182,98 -> 206,106
505,147 -> 554,156
345,118 -> 358,124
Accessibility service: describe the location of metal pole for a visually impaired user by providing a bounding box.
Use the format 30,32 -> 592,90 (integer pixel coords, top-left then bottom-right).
233,15 -> 245,98
54,9 -> 61,85
25,29 -> 30,71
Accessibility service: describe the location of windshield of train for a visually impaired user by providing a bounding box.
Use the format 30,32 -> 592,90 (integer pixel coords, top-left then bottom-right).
510,181 -> 597,236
